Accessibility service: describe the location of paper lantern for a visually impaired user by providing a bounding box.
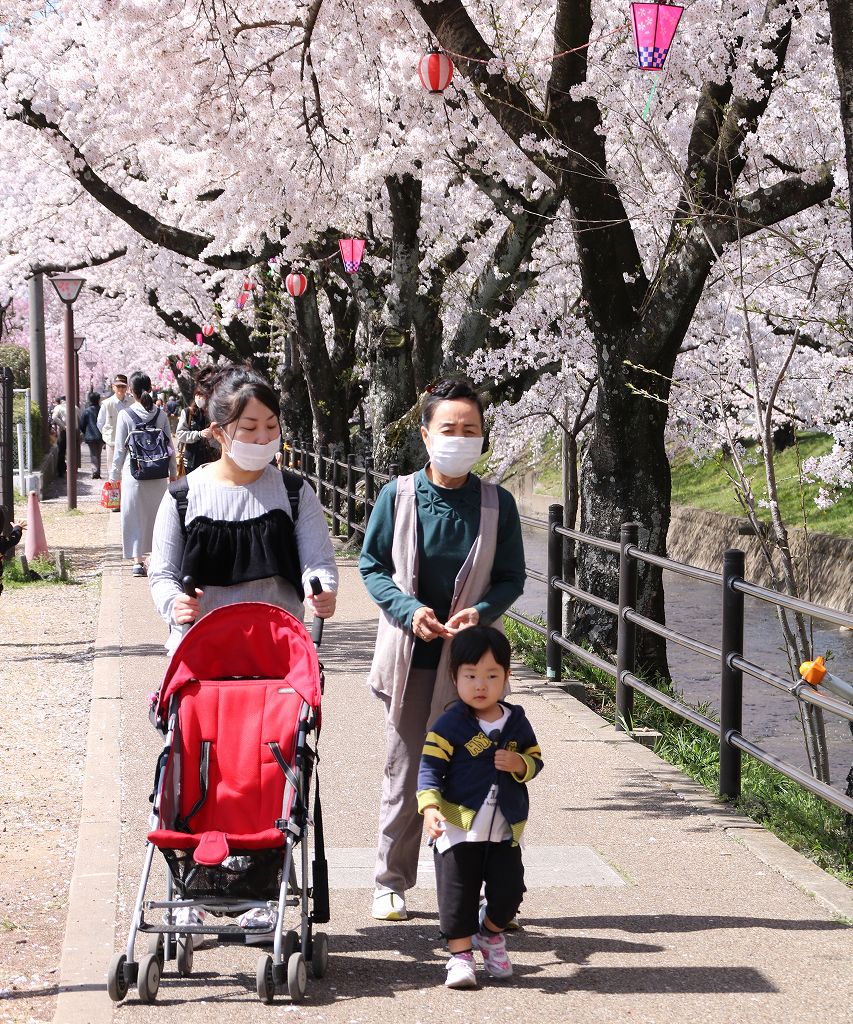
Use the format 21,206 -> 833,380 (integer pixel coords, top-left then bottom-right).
176,360 -> 184,371
195,332 -> 203,346
286,272 -> 308,297
418,47 -> 454,93
236,291 -> 249,310
339,238 -> 366,274
243,277 -> 256,291
201,323 -> 215,337
631,2 -> 683,70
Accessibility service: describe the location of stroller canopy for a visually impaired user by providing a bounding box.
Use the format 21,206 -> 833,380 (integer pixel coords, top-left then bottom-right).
156,602 -> 322,724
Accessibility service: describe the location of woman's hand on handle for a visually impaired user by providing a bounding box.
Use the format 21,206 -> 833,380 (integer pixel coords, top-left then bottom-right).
172,588 -> 203,625
305,588 -> 336,619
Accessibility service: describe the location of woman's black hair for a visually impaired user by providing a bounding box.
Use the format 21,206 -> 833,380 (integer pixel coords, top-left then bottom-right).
87,391 -> 100,408
421,377 -> 485,430
449,625 -> 511,680
195,363 -> 280,430
129,371 -> 154,412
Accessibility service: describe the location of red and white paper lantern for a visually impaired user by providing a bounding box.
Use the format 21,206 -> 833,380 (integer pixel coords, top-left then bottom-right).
285,272 -> 308,297
418,47 -> 454,94
201,323 -> 215,337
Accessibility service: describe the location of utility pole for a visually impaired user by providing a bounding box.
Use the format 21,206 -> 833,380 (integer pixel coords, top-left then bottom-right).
28,274 -> 49,450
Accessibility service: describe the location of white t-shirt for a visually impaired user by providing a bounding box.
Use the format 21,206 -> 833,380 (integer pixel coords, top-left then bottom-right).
436,706 -> 512,852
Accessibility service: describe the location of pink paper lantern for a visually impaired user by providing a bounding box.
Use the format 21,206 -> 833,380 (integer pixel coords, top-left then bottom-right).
285,272 -> 308,297
202,323 -> 215,337
195,332 -> 203,346
189,355 -> 199,367
236,291 -> 248,310
418,47 -> 454,93
631,2 -> 683,70
339,238 -> 366,274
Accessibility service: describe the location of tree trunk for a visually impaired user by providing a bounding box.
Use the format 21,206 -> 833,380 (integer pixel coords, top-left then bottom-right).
575,333 -> 671,677
827,0 -> 853,251
277,332 -> 313,445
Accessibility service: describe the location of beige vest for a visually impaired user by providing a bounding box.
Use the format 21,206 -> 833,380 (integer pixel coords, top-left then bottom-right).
367,472 -> 505,727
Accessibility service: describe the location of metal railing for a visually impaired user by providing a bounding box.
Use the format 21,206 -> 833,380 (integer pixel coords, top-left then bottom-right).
286,440 -> 853,815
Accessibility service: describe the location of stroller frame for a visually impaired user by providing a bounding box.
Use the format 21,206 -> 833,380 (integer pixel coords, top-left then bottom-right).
107,598 -> 329,1006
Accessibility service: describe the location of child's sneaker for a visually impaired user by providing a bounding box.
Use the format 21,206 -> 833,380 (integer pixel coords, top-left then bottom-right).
472,929 -> 513,978
445,951 -> 477,989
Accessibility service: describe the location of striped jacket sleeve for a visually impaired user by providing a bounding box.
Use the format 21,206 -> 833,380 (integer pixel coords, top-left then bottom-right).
513,718 -> 544,784
416,729 -> 455,813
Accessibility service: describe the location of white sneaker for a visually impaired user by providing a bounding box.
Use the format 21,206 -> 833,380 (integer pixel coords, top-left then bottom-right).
445,951 -> 477,989
371,890 -> 407,921
239,905 -> 278,946
174,905 -> 206,949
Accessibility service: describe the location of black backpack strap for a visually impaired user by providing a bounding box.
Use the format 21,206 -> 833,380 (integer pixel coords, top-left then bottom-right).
281,469 -> 304,525
169,477 -> 190,537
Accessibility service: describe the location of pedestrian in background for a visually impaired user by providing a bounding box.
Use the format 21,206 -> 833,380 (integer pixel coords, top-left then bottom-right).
175,385 -> 219,474
97,373 -> 130,476
51,395 -> 68,477
110,371 -> 176,578
79,392 -> 104,479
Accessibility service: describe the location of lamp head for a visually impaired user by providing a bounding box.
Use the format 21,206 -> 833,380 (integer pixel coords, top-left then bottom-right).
50,275 -> 85,304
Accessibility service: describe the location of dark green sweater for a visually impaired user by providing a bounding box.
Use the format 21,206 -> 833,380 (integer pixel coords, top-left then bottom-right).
359,469 -> 526,668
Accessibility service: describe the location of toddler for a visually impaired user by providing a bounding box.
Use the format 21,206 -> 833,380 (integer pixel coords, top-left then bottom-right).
417,625 -> 543,988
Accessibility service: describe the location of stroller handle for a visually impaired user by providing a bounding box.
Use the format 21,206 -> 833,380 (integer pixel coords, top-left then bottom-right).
309,575 -> 324,646
181,575 -> 197,597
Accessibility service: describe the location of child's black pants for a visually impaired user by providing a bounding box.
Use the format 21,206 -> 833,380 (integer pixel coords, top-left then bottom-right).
433,840 -> 525,940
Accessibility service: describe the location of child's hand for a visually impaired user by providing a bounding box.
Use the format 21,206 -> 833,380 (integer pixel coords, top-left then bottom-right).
495,749 -> 526,776
423,806 -> 446,839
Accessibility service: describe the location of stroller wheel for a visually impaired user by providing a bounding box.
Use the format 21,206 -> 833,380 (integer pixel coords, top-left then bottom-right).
256,954 -> 275,1004
311,932 -> 329,979
107,952 -> 129,1002
147,933 -> 164,970
137,953 -> 161,1004
176,936 -> 194,976
287,952 -> 307,1003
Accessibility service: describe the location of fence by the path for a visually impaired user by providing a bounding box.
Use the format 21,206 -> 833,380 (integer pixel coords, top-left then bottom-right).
284,440 -> 853,817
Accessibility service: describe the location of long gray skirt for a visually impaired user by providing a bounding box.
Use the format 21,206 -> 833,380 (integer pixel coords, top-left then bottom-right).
120,468 -> 168,558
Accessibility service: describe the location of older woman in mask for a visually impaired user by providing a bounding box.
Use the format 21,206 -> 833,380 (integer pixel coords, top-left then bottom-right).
359,377 -> 526,922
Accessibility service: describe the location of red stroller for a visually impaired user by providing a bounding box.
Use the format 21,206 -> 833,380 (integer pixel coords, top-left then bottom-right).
107,588 -> 329,1006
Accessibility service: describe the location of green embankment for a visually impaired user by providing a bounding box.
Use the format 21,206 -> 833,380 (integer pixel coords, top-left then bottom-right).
533,432 -> 852,537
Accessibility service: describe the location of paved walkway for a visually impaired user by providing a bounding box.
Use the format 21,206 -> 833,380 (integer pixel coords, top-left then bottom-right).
55,519 -> 853,1023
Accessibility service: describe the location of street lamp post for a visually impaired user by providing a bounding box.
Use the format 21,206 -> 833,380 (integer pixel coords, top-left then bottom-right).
49,275 -> 85,510
73,336 -> 85,473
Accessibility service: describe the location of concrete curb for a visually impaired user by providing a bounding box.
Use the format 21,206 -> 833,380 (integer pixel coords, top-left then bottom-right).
511,665 -> 853,921
54,515 -> 123,1024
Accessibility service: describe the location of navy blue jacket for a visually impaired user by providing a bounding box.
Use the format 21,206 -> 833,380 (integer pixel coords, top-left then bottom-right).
417,699 -> 543,845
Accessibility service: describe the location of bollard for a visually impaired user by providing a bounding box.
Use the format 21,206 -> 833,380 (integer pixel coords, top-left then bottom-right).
616,522 -> 639,731
346,454 -> 356,539
720,548 -> 745,799
546,503 -> 564,683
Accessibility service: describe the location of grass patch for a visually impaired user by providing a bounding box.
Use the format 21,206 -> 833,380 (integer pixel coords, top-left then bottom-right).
2,554 -> 76,587
670,433 -> 853,536
505,614 -> 853,886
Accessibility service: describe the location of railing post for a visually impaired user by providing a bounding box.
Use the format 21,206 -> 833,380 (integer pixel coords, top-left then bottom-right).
616,522 -> 639,732
364,455 -> 374,531
330,450 -> 340,537
346,453 -> 356,539
0,367 -> 13,523
720,548 -> 745,800
318,445 -> 328,514
546,503 -> 564,683
296,436 -> 303,474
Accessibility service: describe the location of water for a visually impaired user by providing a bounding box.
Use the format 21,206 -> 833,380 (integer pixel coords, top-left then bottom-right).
517,525 -> 853,791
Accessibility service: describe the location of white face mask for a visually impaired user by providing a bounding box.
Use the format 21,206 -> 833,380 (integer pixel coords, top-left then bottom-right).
195,396 -> 206,409
224,433 -> 281,472
427,434 -> 484,478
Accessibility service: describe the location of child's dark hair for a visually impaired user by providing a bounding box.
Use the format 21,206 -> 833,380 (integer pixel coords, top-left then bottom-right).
421,377 -> 484,430
195,363 -> 280,429
449,625 -> 511,679
129,371 -> 154,412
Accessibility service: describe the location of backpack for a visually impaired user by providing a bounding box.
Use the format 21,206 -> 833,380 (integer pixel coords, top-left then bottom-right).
169,469 -> 305,537
126,408 -> 172,481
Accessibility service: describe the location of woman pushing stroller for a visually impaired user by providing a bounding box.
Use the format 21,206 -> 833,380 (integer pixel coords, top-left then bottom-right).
149,364 -> 338,655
